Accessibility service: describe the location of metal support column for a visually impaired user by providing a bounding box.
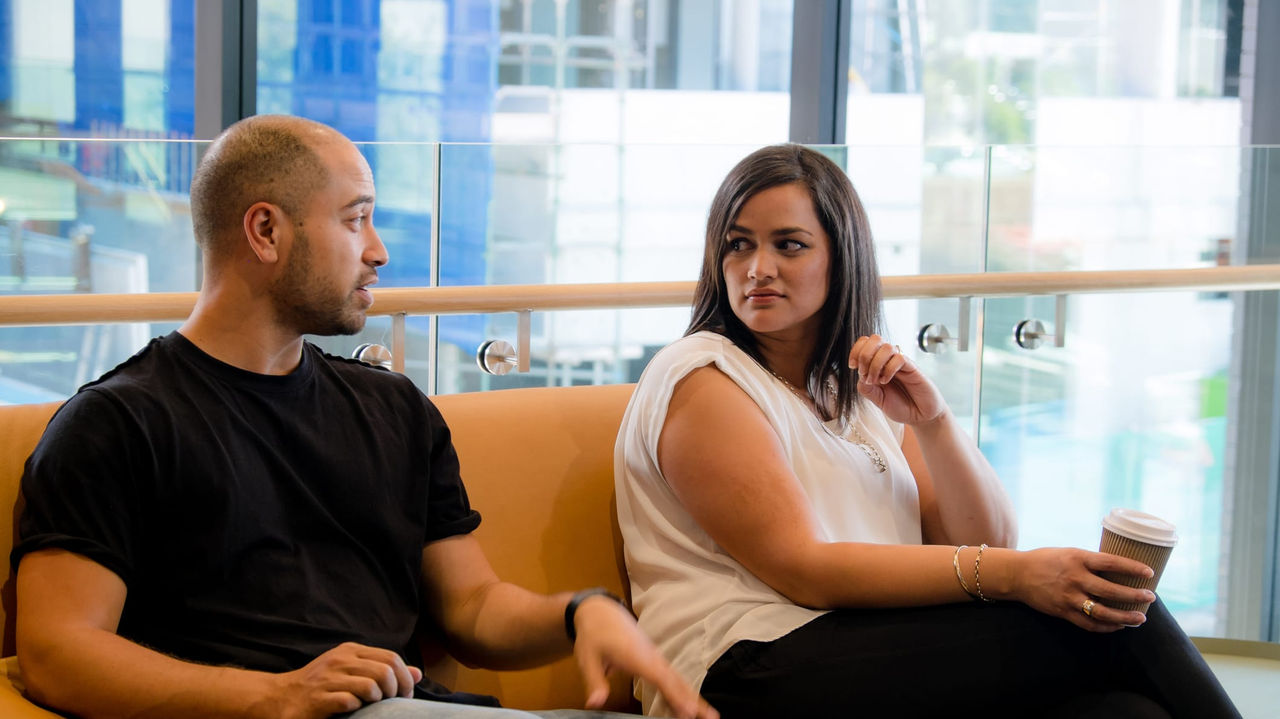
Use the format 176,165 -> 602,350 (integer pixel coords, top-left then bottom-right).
789,0 -> 850,144
1225,0 -> 1280,642
194,0 -> 257,140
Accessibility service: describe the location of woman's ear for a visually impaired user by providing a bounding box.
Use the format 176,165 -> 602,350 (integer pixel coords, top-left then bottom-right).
243,201 -> 287,264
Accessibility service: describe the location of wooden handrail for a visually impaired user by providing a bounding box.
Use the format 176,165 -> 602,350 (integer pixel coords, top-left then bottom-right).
2,265 -> 1279,328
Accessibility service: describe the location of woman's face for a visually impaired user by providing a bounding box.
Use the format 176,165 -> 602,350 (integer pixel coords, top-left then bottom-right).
721,182 -> 831,344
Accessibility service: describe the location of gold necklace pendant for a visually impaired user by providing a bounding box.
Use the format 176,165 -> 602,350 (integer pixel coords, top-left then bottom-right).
845,423 -> 888,474
764,365 -> 888,473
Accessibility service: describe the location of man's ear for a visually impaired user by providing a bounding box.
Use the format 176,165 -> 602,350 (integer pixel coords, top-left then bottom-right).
243,201 -> 289,264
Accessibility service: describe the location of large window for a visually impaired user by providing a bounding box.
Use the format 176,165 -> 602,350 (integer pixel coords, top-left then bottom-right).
846,0 -> 1240,146
0,0 -> 1274,646
0,0 -> 198,400
844,0 -> 1253,640
255,0 -> 795,393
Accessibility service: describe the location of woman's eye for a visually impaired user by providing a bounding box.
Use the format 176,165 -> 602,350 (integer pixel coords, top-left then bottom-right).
727,238 -> 748,252
778,239 -> 805,251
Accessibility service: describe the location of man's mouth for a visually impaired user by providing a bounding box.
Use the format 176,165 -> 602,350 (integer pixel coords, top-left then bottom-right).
355,277 -> 378,304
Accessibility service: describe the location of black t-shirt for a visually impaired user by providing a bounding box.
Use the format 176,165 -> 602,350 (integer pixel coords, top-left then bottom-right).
12,332 -> 485,699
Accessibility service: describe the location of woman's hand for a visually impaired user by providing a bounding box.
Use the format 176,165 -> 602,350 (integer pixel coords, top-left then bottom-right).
1001,548 -> 1155,632
850,335 -> 946,426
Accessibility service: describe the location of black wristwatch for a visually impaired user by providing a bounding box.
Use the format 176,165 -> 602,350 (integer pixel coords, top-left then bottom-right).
564,587 -> 625,642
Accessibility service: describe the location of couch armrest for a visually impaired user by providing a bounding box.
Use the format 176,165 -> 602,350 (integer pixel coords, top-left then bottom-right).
0,657 -> 64,718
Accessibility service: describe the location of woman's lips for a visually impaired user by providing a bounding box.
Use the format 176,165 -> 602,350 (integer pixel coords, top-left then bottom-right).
746,291 -> 781,305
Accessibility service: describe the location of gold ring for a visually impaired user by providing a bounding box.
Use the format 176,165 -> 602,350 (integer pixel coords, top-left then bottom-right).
1082,599 -> 1096,617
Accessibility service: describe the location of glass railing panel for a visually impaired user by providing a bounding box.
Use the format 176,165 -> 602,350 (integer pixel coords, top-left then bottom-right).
977,290 -> 1237,637
887,297 -> 979,429
433,142 -> 754,395
0,137 -> 204,404
881,144 -> 990,431
437,142 -> 756,288
0,138 -> 203,293
362,141 -> 438,288
430,143 -> 990,398
433,307 -> 688,394
0,322 -> 182,401
303,313 -> 412,368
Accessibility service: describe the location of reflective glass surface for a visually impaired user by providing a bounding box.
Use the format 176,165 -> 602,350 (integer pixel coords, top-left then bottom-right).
845,0 -> 1241,147
978,290 -> 1234,636
0,137 -> 1274,647
0,0 -> 196,136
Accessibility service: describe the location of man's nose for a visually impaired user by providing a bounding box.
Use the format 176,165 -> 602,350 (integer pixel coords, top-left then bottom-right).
365,227 -> 389,267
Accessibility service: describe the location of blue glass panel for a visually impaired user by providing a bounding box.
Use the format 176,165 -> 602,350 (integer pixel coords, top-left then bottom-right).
0,0 -> 10,105
340,37 -> 363,75
165,0 -> 196,135
312,0 -> 334,24
73,0 -> 124,129
341,0 -> 363,27
311,33 -> 334,75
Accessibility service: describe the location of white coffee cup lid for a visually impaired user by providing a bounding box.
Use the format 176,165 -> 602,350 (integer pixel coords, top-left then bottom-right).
1103,508 -> 1178,547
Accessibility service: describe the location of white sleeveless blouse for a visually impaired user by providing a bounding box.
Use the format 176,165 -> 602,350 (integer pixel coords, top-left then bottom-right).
614,332 -> 923,716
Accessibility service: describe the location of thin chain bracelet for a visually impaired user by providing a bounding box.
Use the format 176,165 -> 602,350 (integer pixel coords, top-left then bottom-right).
952,545 -> 977,599
974,543 -> 995,602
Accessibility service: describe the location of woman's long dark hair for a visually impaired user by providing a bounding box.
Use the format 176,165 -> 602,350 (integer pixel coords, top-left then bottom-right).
687,144 -> 882,426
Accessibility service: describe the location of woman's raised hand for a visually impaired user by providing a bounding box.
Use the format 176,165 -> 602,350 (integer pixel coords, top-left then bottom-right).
1002,547 -> 1155,632
850,335 -> 946,426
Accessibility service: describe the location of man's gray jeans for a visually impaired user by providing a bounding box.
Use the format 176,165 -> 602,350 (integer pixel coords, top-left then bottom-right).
345,697 -> 641,718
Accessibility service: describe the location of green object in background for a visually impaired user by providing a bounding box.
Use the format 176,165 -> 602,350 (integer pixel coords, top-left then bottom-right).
1201,372 -> 1228,419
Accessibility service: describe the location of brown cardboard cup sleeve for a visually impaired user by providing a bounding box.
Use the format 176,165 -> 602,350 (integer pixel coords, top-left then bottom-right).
1096,508 -> 1177,613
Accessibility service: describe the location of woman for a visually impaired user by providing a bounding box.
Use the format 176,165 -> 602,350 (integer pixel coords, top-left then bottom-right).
614,144 -> 1238,718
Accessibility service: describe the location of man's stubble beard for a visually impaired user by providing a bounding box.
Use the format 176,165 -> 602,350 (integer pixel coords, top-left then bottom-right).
268,227 -> 367,337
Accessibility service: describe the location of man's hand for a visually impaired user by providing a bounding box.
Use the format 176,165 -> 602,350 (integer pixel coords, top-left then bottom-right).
266,642 -> 424,719
571,596 -> 719,719
17,549 -> 425,719
422,535 -> 716,716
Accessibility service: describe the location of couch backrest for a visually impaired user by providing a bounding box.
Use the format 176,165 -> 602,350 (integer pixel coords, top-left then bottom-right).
0,384 -> 637,711
428,384 -> 637,710
0,401 -> 62,658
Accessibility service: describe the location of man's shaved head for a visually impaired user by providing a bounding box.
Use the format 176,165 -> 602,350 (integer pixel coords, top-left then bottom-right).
190,115 -> 342,259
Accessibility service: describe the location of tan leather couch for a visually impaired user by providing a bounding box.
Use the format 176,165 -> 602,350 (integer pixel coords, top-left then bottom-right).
0,383 -> 638,717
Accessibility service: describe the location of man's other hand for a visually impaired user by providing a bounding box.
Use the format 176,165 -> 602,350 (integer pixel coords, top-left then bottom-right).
266,642 -> 423,719
571,596 -> 719,719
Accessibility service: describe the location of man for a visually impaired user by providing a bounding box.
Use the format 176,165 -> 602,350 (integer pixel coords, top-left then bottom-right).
11,115 -> 716,719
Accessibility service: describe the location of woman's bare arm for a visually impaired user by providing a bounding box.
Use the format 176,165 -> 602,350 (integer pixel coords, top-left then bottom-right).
657,365 -> 1152,632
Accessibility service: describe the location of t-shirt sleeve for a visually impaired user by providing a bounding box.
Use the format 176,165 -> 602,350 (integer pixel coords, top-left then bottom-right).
419,396 -> 482,542
11,389 -> 145,584
627,334 -> 786,475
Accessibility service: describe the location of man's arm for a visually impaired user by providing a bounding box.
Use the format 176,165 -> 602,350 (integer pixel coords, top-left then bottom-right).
419,534 -> 717,719
17,549 -> 421,719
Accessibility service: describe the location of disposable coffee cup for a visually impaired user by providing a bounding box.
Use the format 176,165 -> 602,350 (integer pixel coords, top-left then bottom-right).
1097,508 -> 1177,614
